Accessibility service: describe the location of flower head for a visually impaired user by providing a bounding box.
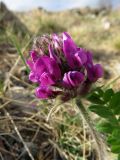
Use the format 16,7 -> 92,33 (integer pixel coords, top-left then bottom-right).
27,32 -> 103,99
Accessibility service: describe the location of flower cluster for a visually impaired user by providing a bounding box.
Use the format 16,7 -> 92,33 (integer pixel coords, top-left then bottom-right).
27,32 -> 103,99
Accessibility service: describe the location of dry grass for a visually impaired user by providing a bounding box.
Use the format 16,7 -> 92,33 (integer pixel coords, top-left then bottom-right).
0,81 -> 101,160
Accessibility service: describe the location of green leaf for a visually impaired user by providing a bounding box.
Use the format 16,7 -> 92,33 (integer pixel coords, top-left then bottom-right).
118,154 -> 120,160
109,92 -> 120,114
93,87 -> 104,96
111,145 -> 120,154
108,136 -> 120,146
103,88 -> 114,102
112,129 -> 120,138
89,105 -> 113,118
87,92 -> 104,104
96,121 -> 114,134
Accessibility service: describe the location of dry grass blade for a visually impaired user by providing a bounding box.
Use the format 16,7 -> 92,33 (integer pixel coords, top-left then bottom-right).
46,100 -> 66,122
0,152 -> 4,160
104,75 -> 120,89
0,95 -> 32,105
46,104 -> 59,122
11,74 -> 33,88
82,118 -> 86,160
3,32 -> 34,92
0,147 -> 16,157
3,109 -> 35,160
48,139 -> 66,159
0,101 -> 11,110
3,56 -> 21,92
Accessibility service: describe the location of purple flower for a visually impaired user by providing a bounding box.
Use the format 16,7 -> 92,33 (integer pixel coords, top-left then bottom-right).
85,52 -> 103,82
52,34 -> 62,50
29,71 -> 39,83
35,86 -> 62,99
63,71 -> 84,88
49,44 -> 61,64
29,50 -> 39,63
26,50 -> 39,71
35,86 -> 54,99
74,49 -> 87,67
63,32 -> 87,69
87,64 -> 103,82
27,32 -> 103,99
27,56 -> 61,85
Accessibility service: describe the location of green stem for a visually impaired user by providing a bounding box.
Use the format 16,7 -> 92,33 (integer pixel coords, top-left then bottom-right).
75,97 -> 108,160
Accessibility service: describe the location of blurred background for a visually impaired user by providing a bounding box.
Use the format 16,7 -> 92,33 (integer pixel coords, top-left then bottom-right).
2,0 -> 120,11
0,0 -> 120,159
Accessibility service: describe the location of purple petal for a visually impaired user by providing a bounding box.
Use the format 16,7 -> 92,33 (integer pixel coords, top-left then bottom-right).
29,71 -> 39,82
85,51 -> 93,67
52,34 -> 63,52
63,71 -> 84,88
52,33 -> 59,41
84,51 -> 95,81
35,86 -> 53,99
34,57 -> 47,77
49,45 -> 61,64
63,32 -> 77,68
30,50 -> 39,62
74,50 -> 87,67
94,64 -> 103,79
63,32 -> 77,54
87,64 -> 103,82
26,60 -> 34,70
40,72 -> 55,86
34,56 -> 61,81
63,32 -> 72,39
